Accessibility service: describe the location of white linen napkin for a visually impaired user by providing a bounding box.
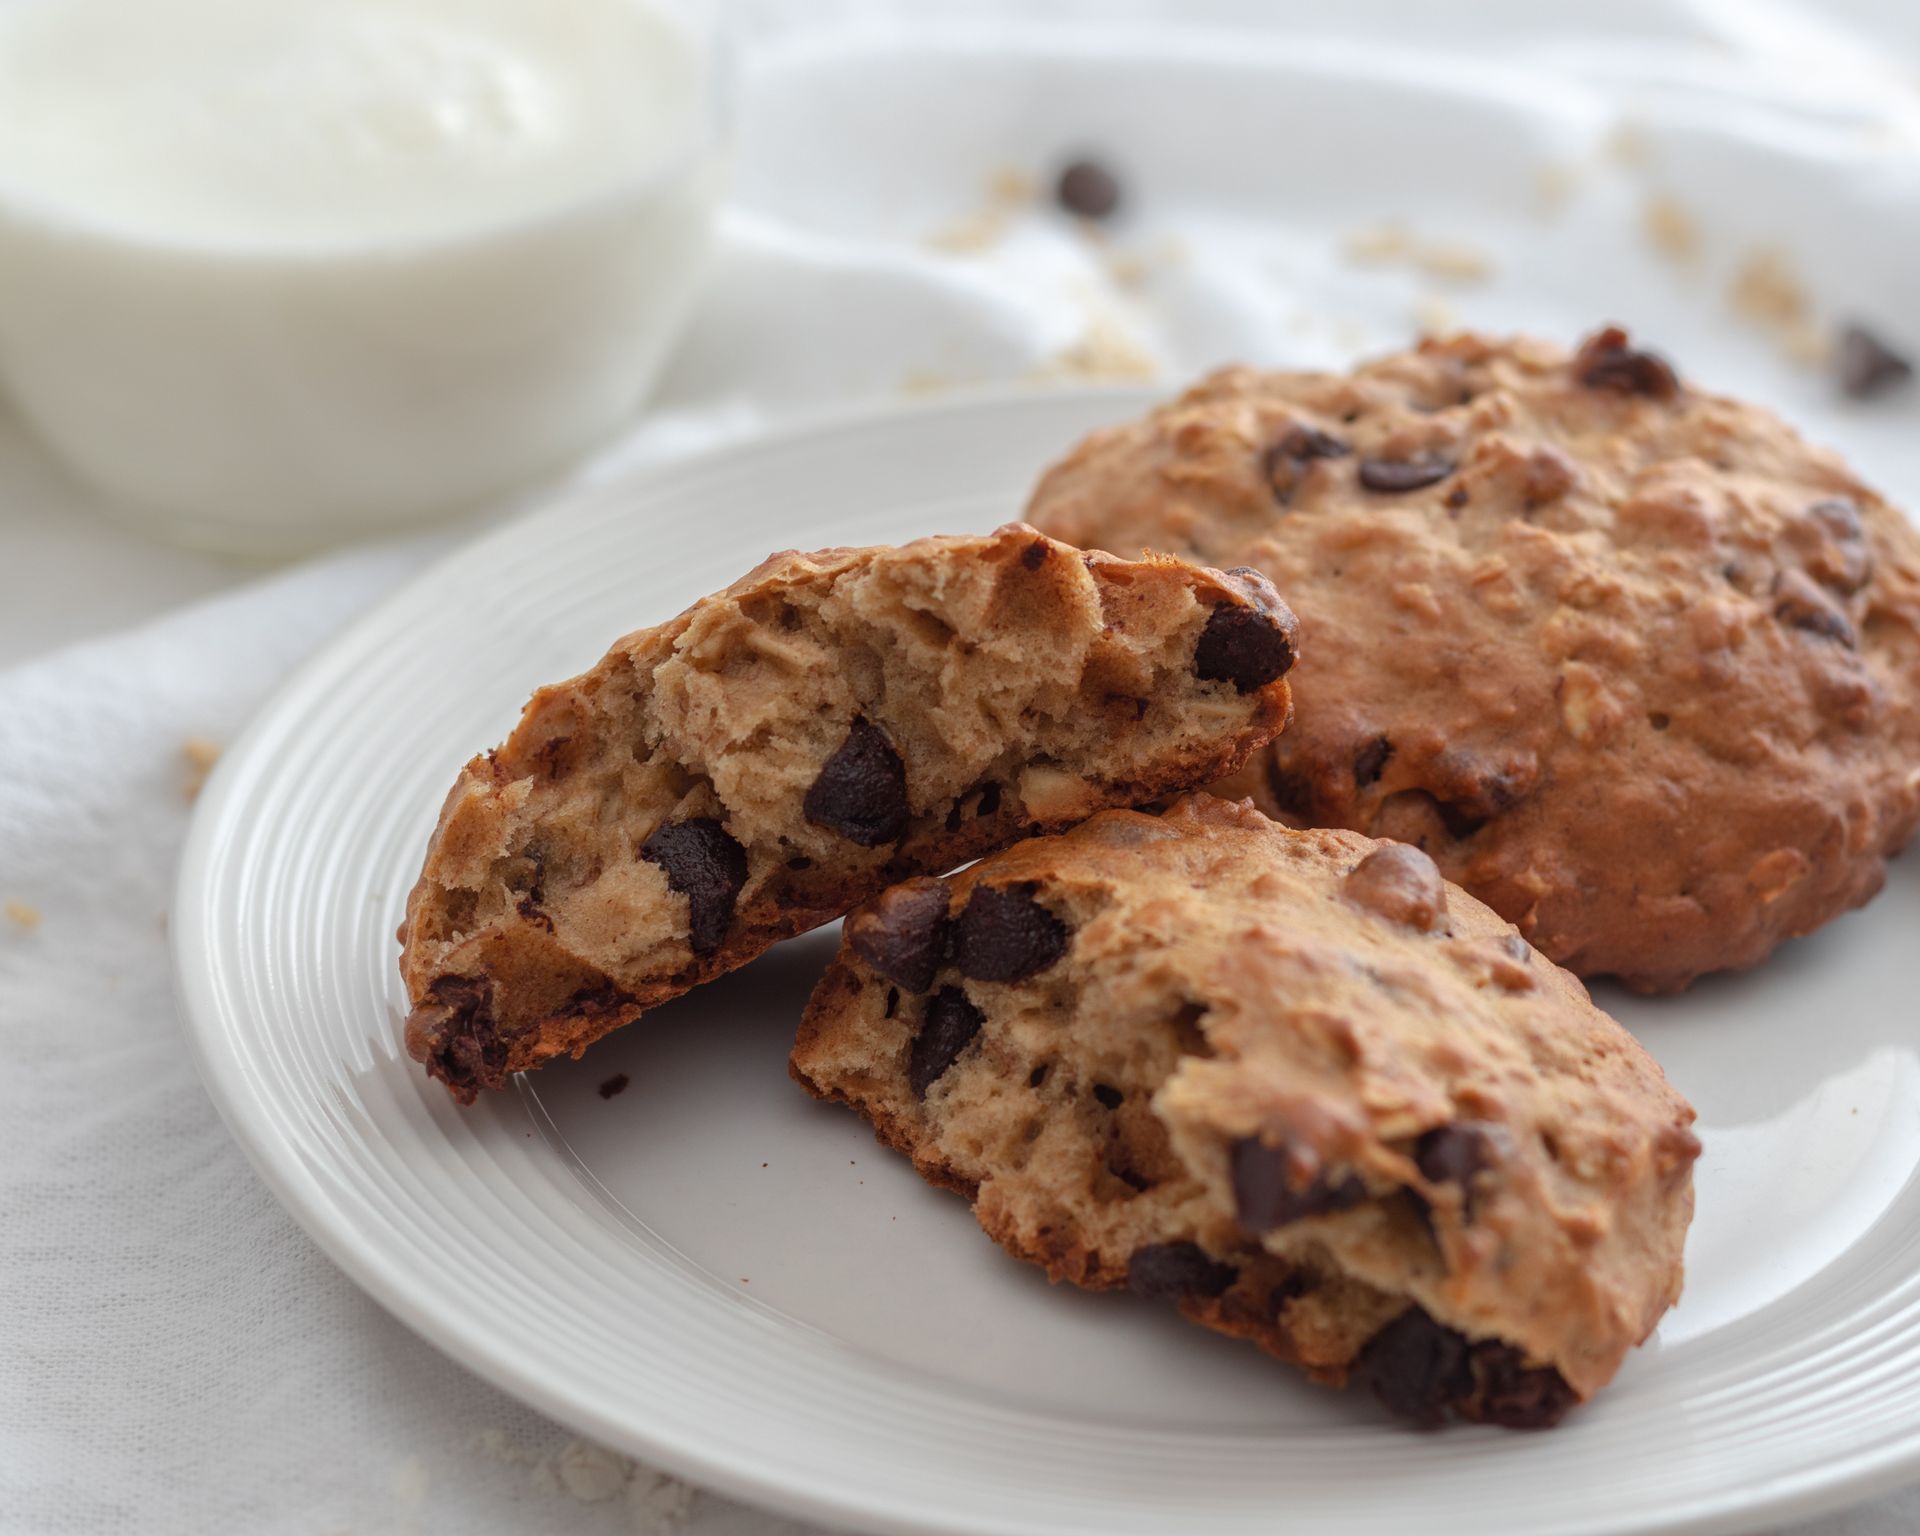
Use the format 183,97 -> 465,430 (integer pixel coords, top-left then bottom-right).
5,6 -> 1920,1534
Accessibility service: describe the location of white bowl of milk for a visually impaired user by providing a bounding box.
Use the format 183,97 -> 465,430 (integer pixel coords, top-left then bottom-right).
0,0 -> 726,553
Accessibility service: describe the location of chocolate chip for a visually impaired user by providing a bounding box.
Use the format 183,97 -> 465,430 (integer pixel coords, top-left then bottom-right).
909,987 -> 982,1098
639,818 -> 748,955
1231,1135 -> 1367,1232
1020,537 -> 1052,571
1092,1083 -> 1124,1110
1264,423 -> 1351,504
1358,451 -> 1456,493
1809,497 -> 1865,541
1575,327 -> 1680,400
1354,735 -> 1393,788
1837,323 -> 1913,400
1127,1241 -> 1239,1300
1466,1342 -> 1578,1430
597,1073 -> 630,1100
1055,157 -> 1121,219
951,882 -> 1069,983
1028,1063 -> 1050,1088
1773,570 -> 1858,648
1435,798 -> 1491,840
1361,1308 -> 1474,1428
1802,499 -> 1874,595
1445,484 -> 1470,511
845,877 -> 951,992
804,716 -> 909,846
883,987 -> 899,1019
1416,1123 -> 1499,1220
1194,601 -> 1298,693
976,782 -> 1002,817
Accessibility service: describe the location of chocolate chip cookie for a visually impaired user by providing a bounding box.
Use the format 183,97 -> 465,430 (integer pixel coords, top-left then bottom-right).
791,794 -> 1698,1427
1027,329 -> 1920,991
400,525 -> 1298,1102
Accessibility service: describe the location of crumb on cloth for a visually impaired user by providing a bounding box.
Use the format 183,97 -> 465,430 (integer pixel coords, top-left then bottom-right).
182,737 -> 222,801
5,901 -> 41,930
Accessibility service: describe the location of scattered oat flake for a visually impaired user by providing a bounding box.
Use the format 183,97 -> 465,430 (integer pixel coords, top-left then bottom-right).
924,210 -> 1008,256
1343,222 -> 1412,266
5,901 -> 40,930
1784,321 -> 1834,371
1414,241 -> 1491,285
987,165 -> 1037,207
900,369 -> 960,397
1412,295 -> 1456,336
1103,250 -> 1149,289
182,737 -> 222,800
1534,161 -> 1579,217
1732,247 -> 1810,329
1642,195 -> 1700,266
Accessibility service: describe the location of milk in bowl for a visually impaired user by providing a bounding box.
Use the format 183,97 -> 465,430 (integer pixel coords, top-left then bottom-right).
0,0 -> 725,550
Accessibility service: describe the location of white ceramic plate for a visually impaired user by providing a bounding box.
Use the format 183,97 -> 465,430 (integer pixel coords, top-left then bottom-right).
176,387 -> 1920,1536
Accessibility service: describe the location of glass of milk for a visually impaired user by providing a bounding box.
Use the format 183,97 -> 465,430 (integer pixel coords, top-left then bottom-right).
0,0 -> 728,552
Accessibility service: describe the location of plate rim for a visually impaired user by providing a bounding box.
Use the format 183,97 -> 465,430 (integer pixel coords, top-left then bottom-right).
174,385 -> 1920,1536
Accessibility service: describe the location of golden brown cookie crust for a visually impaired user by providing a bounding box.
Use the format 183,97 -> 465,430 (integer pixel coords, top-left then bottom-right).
1027,330 -> 1920,991
791,795 -> 1699,1426
400,526 -> 1298,1101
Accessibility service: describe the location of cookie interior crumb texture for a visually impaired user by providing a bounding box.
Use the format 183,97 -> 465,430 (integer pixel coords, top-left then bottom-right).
400,524 -> 1299,1101
792,795 -> 1700,1429
1026,329 -> 1920,991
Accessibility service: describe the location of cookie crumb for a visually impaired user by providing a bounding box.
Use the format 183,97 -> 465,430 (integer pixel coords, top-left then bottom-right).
1412,295 -> 1456,337
1730,248 -> 1825,367
925,165 -> 1037,255
5,901 -> 40,930
1103,250 -> 1150,290
182,737 -> 222,801
598,1072 -> 630,1100
555,1439 -> 627,1503
1642,195 -> 1700,266
1343,223 -> 1491,284
1030,313 -> 1158,383
389,1454 -> 429,1508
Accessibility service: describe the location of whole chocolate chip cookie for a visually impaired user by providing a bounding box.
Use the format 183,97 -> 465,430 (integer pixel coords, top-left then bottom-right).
791,794 -> 1699,1427
1027,330 -> 1920,991
399,525 -> 1298,1102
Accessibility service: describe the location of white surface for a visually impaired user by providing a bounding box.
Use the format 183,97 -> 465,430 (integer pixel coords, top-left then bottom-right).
178,391 -> 1920,1536
7,4 -> 1920,1535
0,0 -> 722,547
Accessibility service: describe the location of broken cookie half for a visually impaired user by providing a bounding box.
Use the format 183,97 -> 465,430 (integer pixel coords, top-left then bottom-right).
400,525 -> 1298,1102
790,794 -> 1698,1427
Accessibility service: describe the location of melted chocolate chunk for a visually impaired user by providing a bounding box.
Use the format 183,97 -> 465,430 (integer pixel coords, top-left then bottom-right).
805,717 -> 909,846
1263,422 -> 1351,504
640,818 -> 749,955
1575,327 -> 1679,400
1020,537 -> 1052,571
1358,451 -> 1456,493
909,987 -> 983,1098
1194,601 -> 1299,693
1361,1308 -> 1474,1428
1127,1241 -> 1239,1301
1230,1135 -> 1367,1232
1354,735 -> 1393,788
597,1073 -> 630,1100
1415,1123 -> 1499,1220
951,882 -> 1070,983
1092,1083 -> 1124,1110
1773,570 -> 1858,648
418,974 -> 506,1104
1055,158 -> 1121,219
846,877 -> 951,992
1837,323 -> 1913,400
1467,1342 -> 1579,1429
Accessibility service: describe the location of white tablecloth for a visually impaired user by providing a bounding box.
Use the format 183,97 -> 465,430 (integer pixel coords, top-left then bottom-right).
5,4 -> 1920,1532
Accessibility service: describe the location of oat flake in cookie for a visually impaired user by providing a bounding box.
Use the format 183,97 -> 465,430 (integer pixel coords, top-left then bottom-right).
398,525 -> 1298,1102
791,795 -> 1699,1427
1027,329 -> 1920,991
